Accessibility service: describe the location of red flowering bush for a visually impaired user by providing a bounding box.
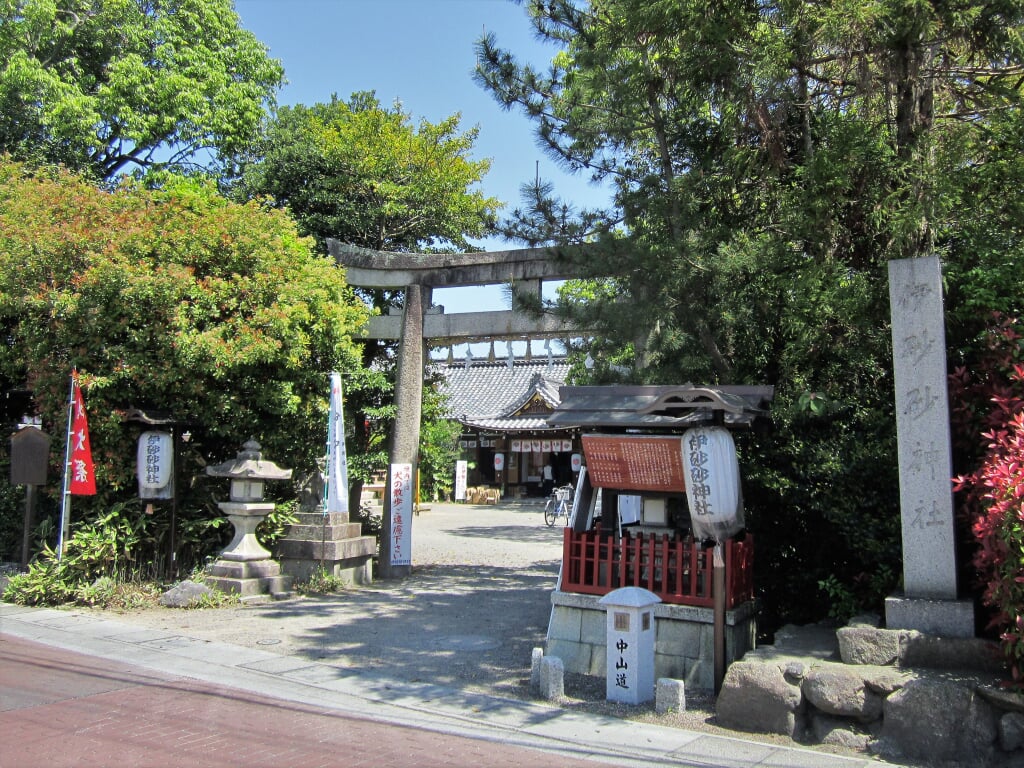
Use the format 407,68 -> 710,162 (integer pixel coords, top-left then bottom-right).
951,314 -> 1024,682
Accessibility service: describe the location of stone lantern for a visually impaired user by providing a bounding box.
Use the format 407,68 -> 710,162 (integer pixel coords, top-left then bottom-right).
204,440 -> 293,599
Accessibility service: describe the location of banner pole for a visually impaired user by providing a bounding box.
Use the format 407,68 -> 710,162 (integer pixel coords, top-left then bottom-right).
56,373 -> 75,559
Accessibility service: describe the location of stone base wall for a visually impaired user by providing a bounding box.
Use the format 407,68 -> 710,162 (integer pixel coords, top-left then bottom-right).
205,557 -> 290,599
277,511 -> 376,587
545,589 -> 756,691
716,619 -> 1021,767
280,555 -> 372,586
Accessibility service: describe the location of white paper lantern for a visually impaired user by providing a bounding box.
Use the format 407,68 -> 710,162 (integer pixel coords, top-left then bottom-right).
682,427 -> 744,541
494,453 -> 505,472
137,431 -> 173,499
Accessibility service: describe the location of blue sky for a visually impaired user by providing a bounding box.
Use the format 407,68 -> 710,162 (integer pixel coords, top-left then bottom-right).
234,0 -> 610,331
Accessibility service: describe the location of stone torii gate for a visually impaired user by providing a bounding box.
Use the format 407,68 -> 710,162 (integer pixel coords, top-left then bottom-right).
327,240 -> 588,578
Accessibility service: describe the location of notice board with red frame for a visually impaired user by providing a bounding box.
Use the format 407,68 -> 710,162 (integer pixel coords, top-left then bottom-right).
581,434 -> 686,492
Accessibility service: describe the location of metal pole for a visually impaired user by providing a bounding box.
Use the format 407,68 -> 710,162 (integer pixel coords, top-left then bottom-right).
713,542 -> 726,694
21,484 -> 36,568
169,427 -> 179,579
57,375 -> 75,558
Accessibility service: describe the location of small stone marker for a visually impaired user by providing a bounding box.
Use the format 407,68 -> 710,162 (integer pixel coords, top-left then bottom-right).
885,256 -> 973,637
531,647 -> 544,693
539,656 -> 564,700
656,678 -> 686,714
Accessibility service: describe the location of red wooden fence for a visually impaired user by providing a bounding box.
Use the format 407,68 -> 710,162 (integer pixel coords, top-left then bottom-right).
560,527 -> 754,608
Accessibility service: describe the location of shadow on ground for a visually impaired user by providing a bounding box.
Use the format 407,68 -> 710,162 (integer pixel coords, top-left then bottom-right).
244,561 -> 560,696
441,524 -> 567,544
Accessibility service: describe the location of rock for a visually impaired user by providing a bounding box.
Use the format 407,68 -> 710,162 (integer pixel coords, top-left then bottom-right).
716,661 -> 803,736
159,580 -> 214,608
848,613 -> 881,628
810,712 -> 871,750
837,626 -> 902,666
783,661 -> 808,683
880,677 -> 998,766
980,684 -> 1024,716
1001,712 -> 1024,752
863,668 -> 912,696
803,665 -> 883,722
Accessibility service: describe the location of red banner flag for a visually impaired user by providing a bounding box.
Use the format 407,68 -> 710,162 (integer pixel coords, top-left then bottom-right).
69,375 -> 96,495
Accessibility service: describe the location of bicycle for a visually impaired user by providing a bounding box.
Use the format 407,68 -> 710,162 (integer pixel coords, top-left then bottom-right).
544,484 -> 574,527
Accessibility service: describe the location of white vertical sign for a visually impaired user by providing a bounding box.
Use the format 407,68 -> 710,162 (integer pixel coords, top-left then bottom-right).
682,426 -> 743,542
390,463 -> 413,566
455,460 -> 468,501
137,431 -> 173,500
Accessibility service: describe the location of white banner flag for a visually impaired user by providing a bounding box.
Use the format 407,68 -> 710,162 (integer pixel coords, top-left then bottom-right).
324,372 -> 349,515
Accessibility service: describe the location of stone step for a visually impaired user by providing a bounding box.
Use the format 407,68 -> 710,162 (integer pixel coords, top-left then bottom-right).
290,512 -> 353,526
277,536 -> 377,561
265,574 -> 293,599
282,522 -> 363,540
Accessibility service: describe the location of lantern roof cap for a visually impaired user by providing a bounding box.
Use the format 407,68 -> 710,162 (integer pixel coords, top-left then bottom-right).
206,439 -> 292,481
598,586 -> 662,608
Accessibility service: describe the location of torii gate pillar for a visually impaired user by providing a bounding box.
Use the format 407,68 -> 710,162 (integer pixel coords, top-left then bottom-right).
380,283 -> 426,578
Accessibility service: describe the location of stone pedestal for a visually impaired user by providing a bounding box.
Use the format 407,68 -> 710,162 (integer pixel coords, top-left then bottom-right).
278,511 -> 376,585
884,594 -> 976,639
205,502 -> 291,599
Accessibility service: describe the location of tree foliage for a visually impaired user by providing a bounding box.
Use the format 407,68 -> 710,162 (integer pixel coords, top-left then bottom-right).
477,0 -> 1024,631
0,158 -> 367,563
0,0 -> 284,180
231,92 -> 500,254
231,92 -> 502,502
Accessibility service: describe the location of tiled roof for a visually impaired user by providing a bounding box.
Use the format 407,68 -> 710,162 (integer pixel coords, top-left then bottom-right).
433,357 -> 571,430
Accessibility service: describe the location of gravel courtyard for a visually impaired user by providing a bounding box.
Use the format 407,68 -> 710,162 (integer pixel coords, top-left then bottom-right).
92,501 -> 563,698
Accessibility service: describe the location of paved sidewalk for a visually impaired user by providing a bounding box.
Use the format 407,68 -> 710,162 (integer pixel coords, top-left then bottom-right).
0,634 -> 595,768
1,604 -> 896,768
1,503 -> 902,767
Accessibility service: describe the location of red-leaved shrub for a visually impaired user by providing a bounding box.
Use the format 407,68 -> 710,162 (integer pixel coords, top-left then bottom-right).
951,314 -> 1024,683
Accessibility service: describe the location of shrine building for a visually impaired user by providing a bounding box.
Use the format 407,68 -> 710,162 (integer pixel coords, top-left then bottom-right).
434,354 -> 578,497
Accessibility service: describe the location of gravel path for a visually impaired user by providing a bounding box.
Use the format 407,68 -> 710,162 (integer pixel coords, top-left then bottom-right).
90,502 -> 563,698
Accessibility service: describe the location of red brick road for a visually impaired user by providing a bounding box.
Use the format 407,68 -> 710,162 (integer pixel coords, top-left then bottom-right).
0,634 -> 595,768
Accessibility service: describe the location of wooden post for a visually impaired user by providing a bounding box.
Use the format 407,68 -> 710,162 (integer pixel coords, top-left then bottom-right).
713,543 -> 726,694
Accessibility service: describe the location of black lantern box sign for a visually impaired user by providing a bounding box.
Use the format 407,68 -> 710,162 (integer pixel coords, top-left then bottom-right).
10,427 -> 50,486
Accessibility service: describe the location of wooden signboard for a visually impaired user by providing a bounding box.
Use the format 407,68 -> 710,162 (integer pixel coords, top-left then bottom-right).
581,434 -> 686,492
